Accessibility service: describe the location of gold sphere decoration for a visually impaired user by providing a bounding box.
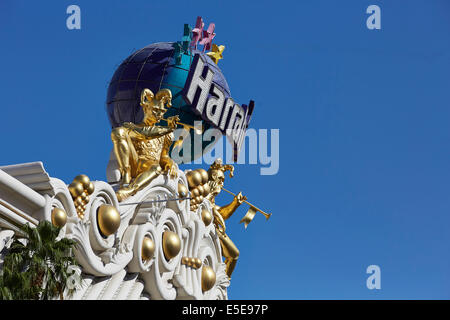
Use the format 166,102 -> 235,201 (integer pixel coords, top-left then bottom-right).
81,191 -> 87,200
198,169 -> 209,184
162,231 -> 181,260
194,258 -> 203,269
51,207 -> 67,228
141,236 -> 155,261
202,184 -> 210,196
86,182 -> 95,194
196,196 -> 203,204
181,256 -> 189,265
187,170 -> 202,189
201,209 -> 212,226
74,174 -> 91,189
201,265 -> 216,292
178,183 -> 188,198
97,204 -> 121,237
197,185 -> 205,197
74,197 -> 83,206
192,188 -> 200,198
68,181 -> 84,198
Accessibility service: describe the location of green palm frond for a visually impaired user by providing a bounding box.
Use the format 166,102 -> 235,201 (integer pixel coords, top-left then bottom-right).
0,220 -> 81,300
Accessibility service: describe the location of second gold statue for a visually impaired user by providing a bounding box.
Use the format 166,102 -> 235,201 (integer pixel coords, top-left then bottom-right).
111,88 -> 179,202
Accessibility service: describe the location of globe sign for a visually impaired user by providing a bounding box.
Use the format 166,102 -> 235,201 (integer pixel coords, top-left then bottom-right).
106,42 -> 231,161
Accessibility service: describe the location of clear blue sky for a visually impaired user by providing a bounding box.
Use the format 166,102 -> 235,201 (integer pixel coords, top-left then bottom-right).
1,0 -> 449,299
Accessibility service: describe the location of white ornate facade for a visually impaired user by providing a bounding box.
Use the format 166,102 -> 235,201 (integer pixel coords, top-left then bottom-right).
0,160 -> 229,300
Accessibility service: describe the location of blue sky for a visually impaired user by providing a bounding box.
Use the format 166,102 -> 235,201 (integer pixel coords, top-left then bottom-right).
1,0 -> 449,299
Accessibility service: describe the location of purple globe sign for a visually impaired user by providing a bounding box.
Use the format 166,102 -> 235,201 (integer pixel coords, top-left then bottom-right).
106,40 -> 253,162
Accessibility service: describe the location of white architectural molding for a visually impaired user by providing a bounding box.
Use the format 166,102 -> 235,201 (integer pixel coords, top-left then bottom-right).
0,161 -> 229,300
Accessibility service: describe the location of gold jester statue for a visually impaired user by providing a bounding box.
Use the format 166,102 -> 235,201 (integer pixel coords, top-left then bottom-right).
205,159 -> 247,278
111,88 -> 179,202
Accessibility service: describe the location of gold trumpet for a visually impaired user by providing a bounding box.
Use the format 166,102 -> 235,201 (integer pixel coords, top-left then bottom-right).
221,187 -> 272,220
159,117 -> 203,135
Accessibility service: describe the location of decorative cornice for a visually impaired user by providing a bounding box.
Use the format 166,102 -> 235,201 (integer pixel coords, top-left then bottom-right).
0,162 -> 229,300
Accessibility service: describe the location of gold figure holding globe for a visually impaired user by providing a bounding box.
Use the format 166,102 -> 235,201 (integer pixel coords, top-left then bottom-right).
111,88 -> 179,202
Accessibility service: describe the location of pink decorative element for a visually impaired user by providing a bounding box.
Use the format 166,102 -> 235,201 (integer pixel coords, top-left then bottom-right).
200,23 -> 216,52
190,16 -> 204,49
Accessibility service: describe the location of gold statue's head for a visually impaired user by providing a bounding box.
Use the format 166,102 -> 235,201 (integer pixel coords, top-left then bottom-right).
207,158 -> 234,197
140,88 -> 172,124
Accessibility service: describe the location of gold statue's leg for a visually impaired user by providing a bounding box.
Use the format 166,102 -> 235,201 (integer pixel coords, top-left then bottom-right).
218,233 -> 239,278
129,164 -> 162,191
116,164 -> 162,202
111,127 -> 138,186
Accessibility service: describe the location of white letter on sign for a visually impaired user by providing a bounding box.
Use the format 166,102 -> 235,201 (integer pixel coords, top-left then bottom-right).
184,56 -> 214,115
205,85 -> 225,126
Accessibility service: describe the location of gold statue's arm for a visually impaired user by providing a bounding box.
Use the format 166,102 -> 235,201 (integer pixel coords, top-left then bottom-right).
218,192 -> 246,220
139,125 -> 174,138
122,122 -> 174,139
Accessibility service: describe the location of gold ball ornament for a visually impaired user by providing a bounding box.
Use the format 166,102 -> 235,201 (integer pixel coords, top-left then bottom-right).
162,231 -> 181,260
202,184 -> 210,196
68,181 -> 84,198
188,257 -> 196,267
86,182 -> 95,195
178,183 -> 188,198
194,258 -> 203,269
51,207 -> 67,228
196,196 -> 203,204
201,209 -> 212,226
181,256 -> 189,265
187,170 -> 202,189
74,197 -> 83,206
198,169 -> 209,184
197,185 -> 205,197
192,188 -> 200,198
141,237 -> 155,261
74,174 -> 91,189
97,204 -> 121,237
201,265 -> 216,292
